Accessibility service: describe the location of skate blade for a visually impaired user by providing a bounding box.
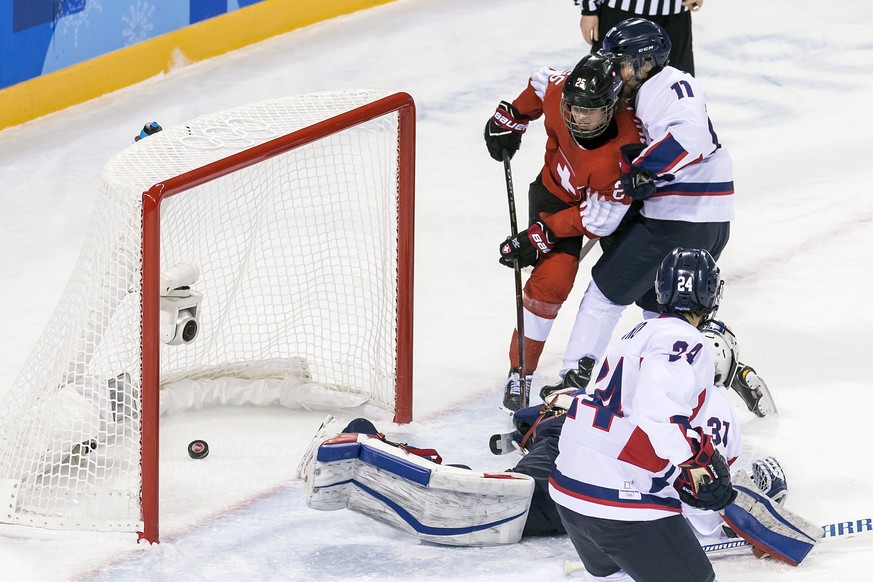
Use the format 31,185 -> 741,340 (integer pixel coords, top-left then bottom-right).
754,377 -> 779,417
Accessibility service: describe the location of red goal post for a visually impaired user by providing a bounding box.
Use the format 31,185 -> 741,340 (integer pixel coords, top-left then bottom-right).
0,90 -> 415,543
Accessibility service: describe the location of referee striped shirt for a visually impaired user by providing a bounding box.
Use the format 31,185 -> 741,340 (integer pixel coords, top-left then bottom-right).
575,1 -> 690,16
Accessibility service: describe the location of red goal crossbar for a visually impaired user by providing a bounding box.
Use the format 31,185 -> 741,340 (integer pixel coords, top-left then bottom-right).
139,92 -> 415,543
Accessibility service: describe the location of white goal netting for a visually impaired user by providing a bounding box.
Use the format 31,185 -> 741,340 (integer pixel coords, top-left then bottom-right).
0,90 -> 412,534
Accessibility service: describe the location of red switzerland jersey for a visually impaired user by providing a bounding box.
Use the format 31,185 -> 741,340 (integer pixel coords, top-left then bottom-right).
511,66 -> 644,238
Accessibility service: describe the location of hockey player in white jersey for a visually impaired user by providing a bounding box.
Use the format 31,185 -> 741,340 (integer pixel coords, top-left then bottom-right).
550,247 -> 730,582
549,248 -> 818,581
680,350 -> 743,542
682,380 -> 787,545
300,295 -> 801,565
542,17 -> 734,398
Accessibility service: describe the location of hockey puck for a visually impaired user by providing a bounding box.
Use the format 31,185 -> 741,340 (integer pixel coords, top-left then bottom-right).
187,439 -> 209,459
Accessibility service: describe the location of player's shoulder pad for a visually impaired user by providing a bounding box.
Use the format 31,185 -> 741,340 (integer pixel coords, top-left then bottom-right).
530,66 -> 568,94
639,67 -> 707,111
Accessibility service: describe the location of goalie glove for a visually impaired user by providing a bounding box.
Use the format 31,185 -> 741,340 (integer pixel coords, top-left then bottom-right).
499,220 -> 556,269
484,101 -> 529,162
619,143 -> 657,201
673,430 -> 737,511
751,456 -> 788,504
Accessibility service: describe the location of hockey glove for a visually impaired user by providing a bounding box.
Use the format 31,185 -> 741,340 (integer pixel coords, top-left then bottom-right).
674,431 -> 737,511
499,220 -> 556,269
619,143 -> 657,201
484,101 -> 529,162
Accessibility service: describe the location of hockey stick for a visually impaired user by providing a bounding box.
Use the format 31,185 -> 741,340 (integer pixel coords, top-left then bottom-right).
701,515 -> 872,554
502,150 -> 528,409
561,516 -> 873,575
578,236 -> 598,263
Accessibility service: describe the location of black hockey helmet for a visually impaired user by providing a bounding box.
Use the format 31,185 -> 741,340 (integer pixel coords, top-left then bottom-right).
655,247 -> 722,317
602,18 -> 672,84
560,52 -> 624,141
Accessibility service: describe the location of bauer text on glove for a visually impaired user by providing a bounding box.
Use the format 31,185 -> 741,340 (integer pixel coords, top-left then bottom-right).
484,101 -> 529,161
498,221 -> 556,269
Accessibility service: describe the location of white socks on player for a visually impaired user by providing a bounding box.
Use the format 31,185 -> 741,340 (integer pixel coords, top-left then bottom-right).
560,280 -> 626,375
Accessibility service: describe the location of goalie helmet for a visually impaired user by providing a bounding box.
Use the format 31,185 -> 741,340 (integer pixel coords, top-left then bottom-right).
655,247 -> 722,317
701,319 -> 739,387
602,18 -> 672,85
560,53 -> 624,141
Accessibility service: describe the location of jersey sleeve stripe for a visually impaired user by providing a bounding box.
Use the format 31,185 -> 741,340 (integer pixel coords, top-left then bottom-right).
639,132 -> 692,174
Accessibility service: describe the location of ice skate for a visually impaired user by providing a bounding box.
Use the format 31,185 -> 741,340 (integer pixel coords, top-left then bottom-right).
731,365 -> 778,417
501,370 -> 532,412
539,356 -> 595,402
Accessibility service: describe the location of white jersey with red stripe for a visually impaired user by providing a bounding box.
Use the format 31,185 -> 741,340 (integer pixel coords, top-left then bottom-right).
682,385 -> 743,538
632,66 -> 735,223
549,314 -> 718,521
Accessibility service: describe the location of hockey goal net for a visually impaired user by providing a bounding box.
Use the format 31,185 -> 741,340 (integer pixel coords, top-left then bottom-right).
0,90 -> 415,542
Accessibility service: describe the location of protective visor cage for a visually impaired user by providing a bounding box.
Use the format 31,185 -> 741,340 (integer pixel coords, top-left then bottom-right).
560,95 -> 618,140
615,53 -> 657,85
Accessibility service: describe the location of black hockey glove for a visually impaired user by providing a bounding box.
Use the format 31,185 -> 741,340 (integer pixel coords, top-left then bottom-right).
484,101 -> 529,162
674,431 -> 737,511
499,220 -> 556,269
135,121 -> 163,142
619,143 -> 657,201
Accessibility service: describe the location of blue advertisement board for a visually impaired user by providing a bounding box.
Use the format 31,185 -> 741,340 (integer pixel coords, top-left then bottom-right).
1,0 -> 266,91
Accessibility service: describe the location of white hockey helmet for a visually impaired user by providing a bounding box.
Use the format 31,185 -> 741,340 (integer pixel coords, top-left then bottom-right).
701,319 -> 739,387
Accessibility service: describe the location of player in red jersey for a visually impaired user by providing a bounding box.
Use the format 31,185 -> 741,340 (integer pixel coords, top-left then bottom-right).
485,52 -> 644,411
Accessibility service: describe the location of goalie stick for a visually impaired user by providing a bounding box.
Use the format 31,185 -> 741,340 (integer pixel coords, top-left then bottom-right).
561,516 -> 873,575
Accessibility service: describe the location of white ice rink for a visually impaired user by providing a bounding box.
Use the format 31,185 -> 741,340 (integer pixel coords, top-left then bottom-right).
0,0 -> 871,580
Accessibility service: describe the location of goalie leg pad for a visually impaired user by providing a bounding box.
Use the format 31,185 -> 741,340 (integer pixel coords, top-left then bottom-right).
306,433 -> 535,546
295,414 -> 340,480
720,470 -> 822,566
